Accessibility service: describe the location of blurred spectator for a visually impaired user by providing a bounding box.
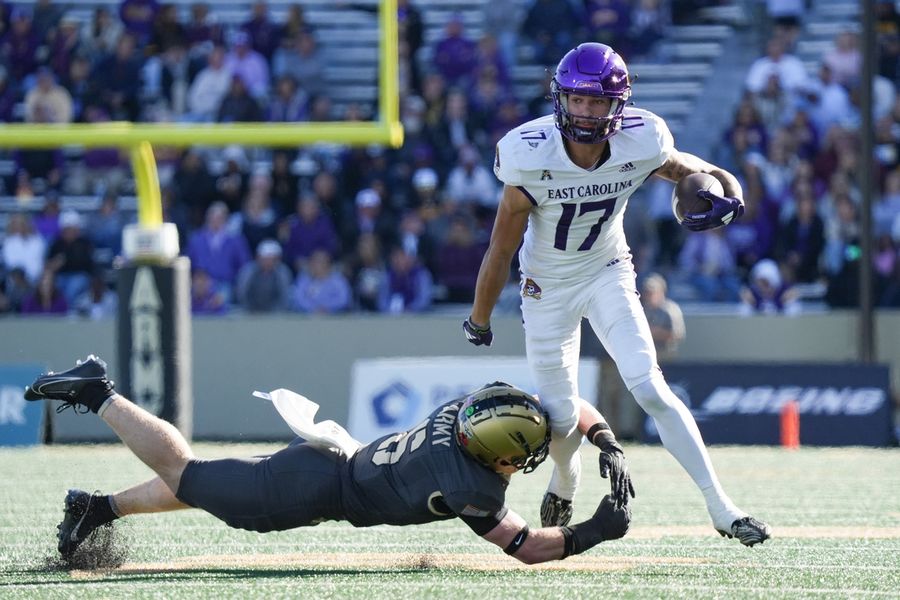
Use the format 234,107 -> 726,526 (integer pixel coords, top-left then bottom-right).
81,7 -> 124,63
764,0 -> 804,46
156,43 -> 190,115
242,1 -> 281,62
745,36 -> 808,95
3,213 -> 46,284
92,33 -> 144,121
224,30 -> 269,100
46,211 -> 96,304
292,249 -> 352,313
397,210 -> 437,274
411,167 -> 439,209
48,12 -> 82,80
268,75 -> 308,123
33,193 -> 62,242
776,181 -> 826,283
235,174 -> 279,253
3,268 -> 33,313
0,66 -> 15,123
522,0 -> 583,65
640,273 -> 685,359
349,232 -> 387,312
379,246 -> 433,313
628,0 -> 667,59
236,238 -> 293,312
678,228 -> 741,302
63,56 -> 94,122
585,0 -> 630,53
281,193 -> 340,272
119,0 -> 159,46
482,0 -> 522,69
281,4 -> 312,40
270,151 -> 299,216
431,14 -> 478,88
474,35 -> 510,91
215,145 -> 250,212
190,267 -> 228,314
740,259 -> 800,316
823,30 -> 862,88
184,3 -> 224,51
1,8 -> 39,84
172,149 -> 217,227
88,191 -> 128,262
217,74 -> 263,123
428,89 -> 482,174
751,74 -> 790,133
435,216 -> 486,303
272,32 -> 324,97
26,67 -> 74,124
875,168 -> 900,237
32,0 -> 65,43
823,192 -> 860,277
149,3 -> 185,55
346,187 -> 396,253
73,274 -> 118,319
186,202 -> 252,299
445,145 -> 498,213
186,45 -> 231,121
21,270 -> 67,315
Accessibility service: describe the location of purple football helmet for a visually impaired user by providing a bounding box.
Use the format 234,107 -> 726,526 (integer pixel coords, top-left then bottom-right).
551,43 -> 632,144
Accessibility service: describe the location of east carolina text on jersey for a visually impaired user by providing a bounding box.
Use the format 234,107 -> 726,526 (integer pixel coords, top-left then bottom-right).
494,108 -> 674,280
547,180 -> 634,199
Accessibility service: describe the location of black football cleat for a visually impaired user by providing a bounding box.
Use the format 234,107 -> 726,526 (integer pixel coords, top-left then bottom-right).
540,491 -> 574,527
718,516 -> 771,547
25,355 -> 115,414
57,489 -> 113,557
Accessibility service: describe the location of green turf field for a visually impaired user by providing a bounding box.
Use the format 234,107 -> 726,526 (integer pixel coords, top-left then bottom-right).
1,443 -> 898,599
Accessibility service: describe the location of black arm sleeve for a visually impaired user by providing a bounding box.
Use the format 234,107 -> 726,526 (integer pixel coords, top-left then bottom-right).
458,506 -> 508,536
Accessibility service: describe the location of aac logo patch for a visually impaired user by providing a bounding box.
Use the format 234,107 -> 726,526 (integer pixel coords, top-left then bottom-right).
540,170 -> 553,181
522,278 -> 542,300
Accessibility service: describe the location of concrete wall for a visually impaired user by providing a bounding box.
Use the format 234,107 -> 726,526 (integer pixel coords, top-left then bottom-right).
1,312 -> 897,441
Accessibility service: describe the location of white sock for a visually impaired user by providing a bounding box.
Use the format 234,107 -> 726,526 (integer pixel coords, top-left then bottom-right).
631,377 -> 744,529
546,429 -> 583,500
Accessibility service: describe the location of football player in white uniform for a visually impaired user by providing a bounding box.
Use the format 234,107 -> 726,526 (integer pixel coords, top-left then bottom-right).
463,43 -> 770,546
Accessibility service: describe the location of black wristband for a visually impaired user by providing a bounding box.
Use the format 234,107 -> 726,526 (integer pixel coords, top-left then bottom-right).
503,525 -> 529,555
586,422 -> 617,449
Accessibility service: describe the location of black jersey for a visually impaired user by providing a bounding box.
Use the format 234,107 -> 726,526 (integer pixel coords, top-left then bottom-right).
340,398 -> 509,527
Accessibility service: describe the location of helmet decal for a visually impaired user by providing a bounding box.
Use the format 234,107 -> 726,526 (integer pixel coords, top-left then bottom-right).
551,43 -> 631,145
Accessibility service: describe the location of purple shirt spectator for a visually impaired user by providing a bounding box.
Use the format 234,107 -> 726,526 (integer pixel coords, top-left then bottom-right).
379,247 -> 433,313
1,10 -> 40,82
242,2 -> 281,61
186,202 -> 252,289
435,218 -> 487,303
292,250 -> 351,313
119,0 -> 159,46
184,3 -> 224,48
224,31 -> 270,99
282,196 -> 339,270
432,16 -> 478,87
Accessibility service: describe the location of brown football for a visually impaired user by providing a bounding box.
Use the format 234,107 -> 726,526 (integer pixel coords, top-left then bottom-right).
672,173 -> 723,223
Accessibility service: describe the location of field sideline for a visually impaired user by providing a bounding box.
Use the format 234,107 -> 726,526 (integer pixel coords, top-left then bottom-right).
1,443 -> 898,599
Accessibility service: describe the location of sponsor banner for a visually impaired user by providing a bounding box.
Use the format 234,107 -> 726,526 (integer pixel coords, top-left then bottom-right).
0,364 -> 45,446
644,363 -> 893,446
348,356 -> 600,444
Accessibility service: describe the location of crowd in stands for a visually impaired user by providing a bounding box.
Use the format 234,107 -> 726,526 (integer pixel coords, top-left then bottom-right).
0,0 -> 897,318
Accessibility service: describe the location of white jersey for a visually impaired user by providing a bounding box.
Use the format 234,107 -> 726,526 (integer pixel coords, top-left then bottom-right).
494,108 -> 674,280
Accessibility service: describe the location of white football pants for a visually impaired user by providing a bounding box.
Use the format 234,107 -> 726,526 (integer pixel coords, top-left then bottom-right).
521,258 -> 743,528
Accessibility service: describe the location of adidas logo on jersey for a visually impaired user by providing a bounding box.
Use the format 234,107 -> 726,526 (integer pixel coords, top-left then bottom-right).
619,162 -> 636,172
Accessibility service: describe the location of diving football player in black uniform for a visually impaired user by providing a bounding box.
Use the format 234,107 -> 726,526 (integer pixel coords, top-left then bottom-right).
26,356 -> 631,564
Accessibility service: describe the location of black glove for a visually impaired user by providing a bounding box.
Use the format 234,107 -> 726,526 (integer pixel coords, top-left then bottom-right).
560,495 -> 631,557
599,442 -> 636,508
463,317 -> 493,347
682,191 -> 745,232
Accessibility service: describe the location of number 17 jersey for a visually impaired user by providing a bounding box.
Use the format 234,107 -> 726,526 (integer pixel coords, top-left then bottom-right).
494,108 -> 674,281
